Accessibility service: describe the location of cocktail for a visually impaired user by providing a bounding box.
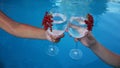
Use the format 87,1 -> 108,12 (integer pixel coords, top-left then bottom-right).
42,6 -> 68,56
68,14 -> 94,60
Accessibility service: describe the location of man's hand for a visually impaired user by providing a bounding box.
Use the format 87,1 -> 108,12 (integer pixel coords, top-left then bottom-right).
46,31 -> 64,43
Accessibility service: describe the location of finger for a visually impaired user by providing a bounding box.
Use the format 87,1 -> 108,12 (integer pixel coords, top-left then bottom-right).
51,36 -> 57,42
86,31 -> 92,38
50,35 -> 61,42
53,34 -> 64,42
54,39 -> 60,43
69,23 -> 81,30
65,25 -> 69,32
65,28 -> 68,32
74,38 -> 79,41
83,31 -> 90,38
47,32 -> 58,42
51,37 -> 61,43
58,34 -> 64,38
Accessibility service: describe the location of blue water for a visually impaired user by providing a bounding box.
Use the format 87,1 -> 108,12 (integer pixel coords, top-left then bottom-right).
0,0 -> 120,68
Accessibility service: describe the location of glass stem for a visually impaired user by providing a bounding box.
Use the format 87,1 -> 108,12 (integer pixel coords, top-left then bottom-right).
52,42 -> 58,46
75,41 -> 79,49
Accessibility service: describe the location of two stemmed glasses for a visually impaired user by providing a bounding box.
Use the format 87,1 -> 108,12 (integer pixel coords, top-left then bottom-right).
43,9 -> 91,60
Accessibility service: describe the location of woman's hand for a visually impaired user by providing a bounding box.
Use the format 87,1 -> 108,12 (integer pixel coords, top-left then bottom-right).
75,32 -> 97,47
69,23 -> 97,47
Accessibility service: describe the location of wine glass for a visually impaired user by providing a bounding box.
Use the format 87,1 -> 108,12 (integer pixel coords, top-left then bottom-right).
68,15 -> 88,60
46,6 -> 68,56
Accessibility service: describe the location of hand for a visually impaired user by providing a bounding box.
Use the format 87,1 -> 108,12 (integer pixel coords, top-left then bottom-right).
46,31 -> 64,43
75,32 -> 97,47
69,23 -> 97,47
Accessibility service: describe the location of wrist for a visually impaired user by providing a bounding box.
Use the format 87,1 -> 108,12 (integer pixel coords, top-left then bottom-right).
39,29 -> 50,40
89,41 -> 99,49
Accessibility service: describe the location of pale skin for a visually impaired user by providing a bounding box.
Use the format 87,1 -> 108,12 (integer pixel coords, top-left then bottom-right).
0,11 -> 63,42
70,24 -> 120,68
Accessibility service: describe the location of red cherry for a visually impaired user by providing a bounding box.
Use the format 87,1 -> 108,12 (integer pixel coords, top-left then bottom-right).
85,14 -> 94,31
42,12 -> 53,32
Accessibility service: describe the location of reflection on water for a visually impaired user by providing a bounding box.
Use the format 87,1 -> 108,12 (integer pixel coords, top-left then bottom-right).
60,0 -> 92,17
109,0 -> 120,3
89,0 -> 108,15
106,0 -> 120,13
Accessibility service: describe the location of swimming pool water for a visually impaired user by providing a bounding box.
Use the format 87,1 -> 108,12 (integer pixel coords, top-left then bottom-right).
0,0 -> 120,68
